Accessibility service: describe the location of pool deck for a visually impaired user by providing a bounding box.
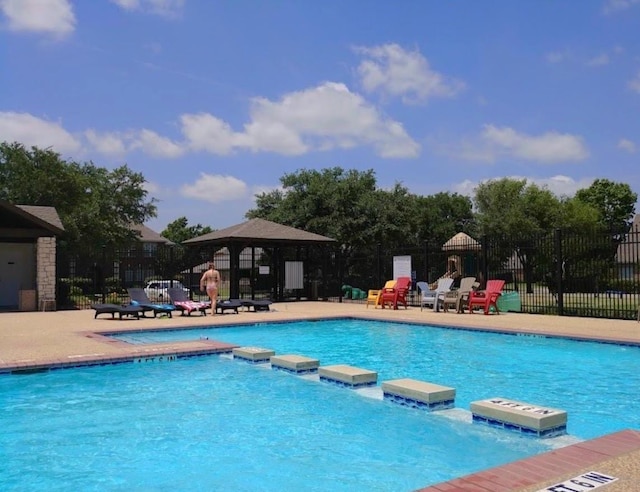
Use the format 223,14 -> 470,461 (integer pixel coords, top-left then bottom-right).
1,301 -> 639,491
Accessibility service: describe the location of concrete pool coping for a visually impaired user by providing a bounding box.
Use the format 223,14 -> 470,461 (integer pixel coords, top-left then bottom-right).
1,301 -> 639,491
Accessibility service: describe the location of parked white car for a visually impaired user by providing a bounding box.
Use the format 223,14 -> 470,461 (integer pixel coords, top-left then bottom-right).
144,280 -> 190,302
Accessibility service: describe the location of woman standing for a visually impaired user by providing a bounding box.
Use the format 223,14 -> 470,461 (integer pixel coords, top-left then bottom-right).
199,262 -> 221,315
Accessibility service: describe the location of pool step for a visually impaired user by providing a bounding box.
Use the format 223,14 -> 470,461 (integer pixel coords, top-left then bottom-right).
232,346 -> 275,364
318,364 -> 377,388
470,397 -> 567,438
382,378 -> 455,411
270,354 -> 319,374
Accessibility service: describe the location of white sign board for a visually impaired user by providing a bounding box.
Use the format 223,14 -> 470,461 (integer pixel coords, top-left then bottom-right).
393,255 -> 412,280
259,265 -> 270,275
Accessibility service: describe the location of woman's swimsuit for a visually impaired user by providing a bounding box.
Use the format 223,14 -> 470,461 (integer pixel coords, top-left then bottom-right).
206,281 -> 218,293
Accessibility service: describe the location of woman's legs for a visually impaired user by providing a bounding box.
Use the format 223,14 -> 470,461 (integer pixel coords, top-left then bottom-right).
207,286 -> 218,315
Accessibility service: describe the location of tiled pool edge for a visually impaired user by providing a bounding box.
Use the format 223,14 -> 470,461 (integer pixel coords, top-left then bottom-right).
416,429 -> 640,491
0,340 -> 237,374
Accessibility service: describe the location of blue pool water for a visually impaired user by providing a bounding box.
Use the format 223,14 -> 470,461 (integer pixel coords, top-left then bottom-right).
0,318 -> 637,491
113,318 -> 640,440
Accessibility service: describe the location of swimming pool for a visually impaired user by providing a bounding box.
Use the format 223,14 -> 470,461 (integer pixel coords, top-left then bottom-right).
1,318 -> 638,491
112,317 -> 640,440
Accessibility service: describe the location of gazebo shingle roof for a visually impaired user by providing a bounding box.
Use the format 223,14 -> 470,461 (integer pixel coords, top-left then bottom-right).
442,232 -> 481,251
183,218 -> 336,245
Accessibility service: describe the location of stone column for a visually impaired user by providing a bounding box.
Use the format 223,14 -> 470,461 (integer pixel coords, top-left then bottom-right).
37,237 -> 57,310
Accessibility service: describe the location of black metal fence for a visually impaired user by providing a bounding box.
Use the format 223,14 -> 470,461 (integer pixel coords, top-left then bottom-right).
56,243 -> 329,309
56,226 -> 640,319
332,227 -> 640,320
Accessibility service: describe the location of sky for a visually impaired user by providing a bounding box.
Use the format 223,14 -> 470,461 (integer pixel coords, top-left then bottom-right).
1,0 -> 640,233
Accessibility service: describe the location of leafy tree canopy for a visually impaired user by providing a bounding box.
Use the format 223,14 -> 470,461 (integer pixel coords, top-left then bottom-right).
247,167 -> 381,254
161,216 -> 213,244
473,178 -> 562,236
574,178 -> 637,232
0,142 -> 157,255
414,192 -> 475,247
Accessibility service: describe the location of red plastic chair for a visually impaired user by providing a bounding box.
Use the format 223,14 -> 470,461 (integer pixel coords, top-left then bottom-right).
380,276 -> 411,310
468,279 -> 505,315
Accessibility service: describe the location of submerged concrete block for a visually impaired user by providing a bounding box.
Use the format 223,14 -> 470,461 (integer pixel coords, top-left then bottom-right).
270,354 -> 319,374
232,346 -> 275,363
382,378 -> 455,411
471,397 -> 567,437
318,364 -> 377,388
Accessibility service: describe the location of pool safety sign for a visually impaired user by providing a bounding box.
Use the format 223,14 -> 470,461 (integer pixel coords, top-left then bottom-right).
537,471 -> 618,491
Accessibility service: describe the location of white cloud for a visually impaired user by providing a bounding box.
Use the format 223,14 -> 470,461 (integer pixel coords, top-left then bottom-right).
0,111 -> 81,153
618,138 -> 636,153
481,125 -> 588,163
181,113 -> 241,155
354,44 -> 465,104
181,82 -> 420,158
545,50 -> 570,64
3,83 -> 419,160
586,54 -> 610,67
0,0 -> 75,36
129,129 -> 184,158
84,129 -> 127,155
439,125 -> 589,164
452,175 -> 593,200
628,71 -> 640,93
603,0 -> 640,14
180,173 -> 248,203
110,0 -> 185,17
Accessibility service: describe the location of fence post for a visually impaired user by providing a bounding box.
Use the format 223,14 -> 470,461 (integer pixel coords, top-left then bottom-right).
338,246 -> 344,303
376,243 -> 382,287
100,245 -> 106,304
555,228 -> 564,316
423,240 -> 429,283
481,235 -> 489,288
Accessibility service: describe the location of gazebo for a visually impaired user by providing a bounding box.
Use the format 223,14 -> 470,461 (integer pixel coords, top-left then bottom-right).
441,232 -> 482,278
183,218 -> 337,300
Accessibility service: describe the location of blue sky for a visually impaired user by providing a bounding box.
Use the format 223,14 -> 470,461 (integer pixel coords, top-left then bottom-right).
2,0 -> 640,233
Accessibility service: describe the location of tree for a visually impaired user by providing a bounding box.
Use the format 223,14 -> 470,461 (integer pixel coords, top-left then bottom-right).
473,178 -> 563,293
414,192 -> 475,248
161,216 -> 213,244
574,179 -> 637,233
0,142 -> 157,255
247,167 -> 381,255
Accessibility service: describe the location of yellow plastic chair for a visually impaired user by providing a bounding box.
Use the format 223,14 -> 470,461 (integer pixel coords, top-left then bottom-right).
366,280 -> 396,308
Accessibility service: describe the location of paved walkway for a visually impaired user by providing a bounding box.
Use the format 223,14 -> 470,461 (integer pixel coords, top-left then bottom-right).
1,302 -> 639,491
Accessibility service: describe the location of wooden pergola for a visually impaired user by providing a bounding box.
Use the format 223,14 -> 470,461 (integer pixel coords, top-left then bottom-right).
183,218 -> 337,300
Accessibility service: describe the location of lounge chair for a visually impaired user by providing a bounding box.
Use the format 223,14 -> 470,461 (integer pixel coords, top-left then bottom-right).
380,277 -> 411,310
167,287 -> 210,316
127,288 -> 177,318
441,276 -> 477,313
468,279 -> 506,315
235,299 -> 273,312
417,278 -> 454,312
91,303 -> 144,320
216,299 -> 243,314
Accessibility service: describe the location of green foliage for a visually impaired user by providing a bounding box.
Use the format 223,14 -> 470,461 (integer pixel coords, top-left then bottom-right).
161,216 -> 213,244
414,192 -> 475,247
247,167 -> 381,254
0,141 -> 157,256
574,179 -> 637,232
473,178 -> 561,236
